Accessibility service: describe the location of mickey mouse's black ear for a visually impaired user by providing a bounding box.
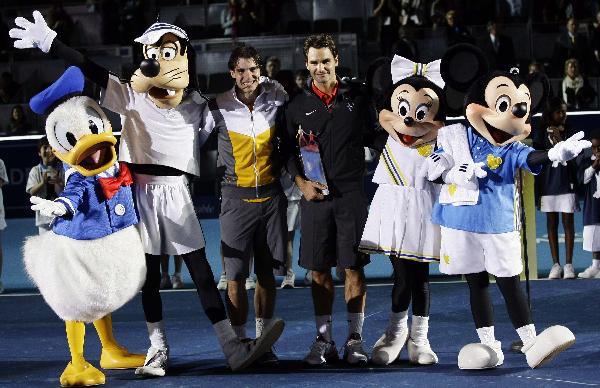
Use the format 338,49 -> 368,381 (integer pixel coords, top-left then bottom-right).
366,57 -> 393,111
440,44 -> 489,93
526,71 -> 550,114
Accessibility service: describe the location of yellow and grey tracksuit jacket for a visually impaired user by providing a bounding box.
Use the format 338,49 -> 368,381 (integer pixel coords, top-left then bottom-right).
200,77 -> 288,200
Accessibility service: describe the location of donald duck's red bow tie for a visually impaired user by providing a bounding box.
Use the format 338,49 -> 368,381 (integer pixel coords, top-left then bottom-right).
98,162 -> 133,200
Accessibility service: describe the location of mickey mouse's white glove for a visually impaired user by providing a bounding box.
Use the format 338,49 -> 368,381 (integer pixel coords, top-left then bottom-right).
548,131 -> 592,167
30,196 -> 66,217
422,152 -> 454,181
9,10 -> 57,53
443,162 -> 487,191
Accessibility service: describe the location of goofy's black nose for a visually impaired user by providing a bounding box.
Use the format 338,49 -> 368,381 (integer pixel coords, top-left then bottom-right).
512,102 -> 528,118
404,117 -> 414,126
140,59 -> 160,78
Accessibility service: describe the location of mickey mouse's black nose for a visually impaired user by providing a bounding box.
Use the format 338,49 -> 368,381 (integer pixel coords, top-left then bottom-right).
404,117 -> 414,126
140,59 -> 160,78
512,102 -> 528,118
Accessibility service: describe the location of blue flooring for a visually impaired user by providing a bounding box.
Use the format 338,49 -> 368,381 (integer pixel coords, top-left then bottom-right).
0,210 -> 591,291
1,279 -> 598,387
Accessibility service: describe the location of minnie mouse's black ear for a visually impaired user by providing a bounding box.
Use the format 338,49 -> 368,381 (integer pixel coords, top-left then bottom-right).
366,57 -> 393,111
525,71 -> 550,114
440,44 -> 489,93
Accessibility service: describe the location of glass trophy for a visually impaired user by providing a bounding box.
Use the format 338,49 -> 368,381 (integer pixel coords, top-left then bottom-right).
298,126 -> 329,195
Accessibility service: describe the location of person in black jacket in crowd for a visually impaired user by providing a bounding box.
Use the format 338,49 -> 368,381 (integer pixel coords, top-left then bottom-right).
533,97 -> 579,280
282,33 -> 387,367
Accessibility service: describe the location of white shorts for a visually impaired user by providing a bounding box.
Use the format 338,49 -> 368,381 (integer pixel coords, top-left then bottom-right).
287,200 -> 300,232
439,227 -> 522,277
540,194 -> 578,213
134,173 -> 205,255
583,225 -> 600,252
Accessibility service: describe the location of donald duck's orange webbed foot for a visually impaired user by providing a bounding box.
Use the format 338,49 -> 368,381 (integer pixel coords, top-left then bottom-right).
59,361 -> 105,387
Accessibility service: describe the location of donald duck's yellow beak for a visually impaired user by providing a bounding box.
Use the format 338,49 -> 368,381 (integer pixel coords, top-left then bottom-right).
54,132 -> 118,177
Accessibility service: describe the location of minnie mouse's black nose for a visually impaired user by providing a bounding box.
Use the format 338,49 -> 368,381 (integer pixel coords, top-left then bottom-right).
404,117 -> 414,126
140,59 -> 160,78
512,103 -> 528,118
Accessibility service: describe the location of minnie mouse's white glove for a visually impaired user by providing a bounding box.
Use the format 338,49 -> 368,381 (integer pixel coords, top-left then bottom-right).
30,196 -> 66,217
548,131 -> 592,167
9,10 -> 56,53
422,152 -> 454,181
443,162 -> 487,191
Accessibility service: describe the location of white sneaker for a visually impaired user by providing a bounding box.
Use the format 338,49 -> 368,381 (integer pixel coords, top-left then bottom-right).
563,264 -> 576,279
245,277 -> 256,290
303,337 -> 339,365
223,318 -> 285,371
522,325 -> 575,368
578,265 -> 600,279
407,337 -> 438,365
171,273 -> 185,289
458,341 -> 503,369
304,271 -> 312,286
371,328 -> 408,365
135,347 -> 169,377
342,333 -> 368,365
548,263 -> 562,279
217,274 -> 228,290
280,271 -> 295,289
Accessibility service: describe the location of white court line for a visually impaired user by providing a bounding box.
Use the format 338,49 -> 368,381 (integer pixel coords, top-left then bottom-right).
516,376 -> 599,386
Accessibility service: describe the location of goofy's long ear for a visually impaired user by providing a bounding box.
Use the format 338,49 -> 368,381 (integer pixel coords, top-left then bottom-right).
525,71 -> 550,114
366,57 -> 392,112
440,44 -> 488,116
186,41 -> 199,91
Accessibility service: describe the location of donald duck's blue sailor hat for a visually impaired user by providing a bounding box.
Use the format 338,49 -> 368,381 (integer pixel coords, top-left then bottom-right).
30,66 -> 84,115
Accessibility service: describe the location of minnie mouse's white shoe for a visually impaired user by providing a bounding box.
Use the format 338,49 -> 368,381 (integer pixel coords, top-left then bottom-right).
457,341 -> 503,369
371,329 -> 408,365
407,337 -> 438,365
522,326 -> 575,369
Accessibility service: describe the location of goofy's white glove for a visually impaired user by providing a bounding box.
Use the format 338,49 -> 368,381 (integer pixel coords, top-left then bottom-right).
422,152 -> 454,181
443,162 -> 487,191
30,196 -> 67,218
9,10 -> 56,53
548,131 -> 592,167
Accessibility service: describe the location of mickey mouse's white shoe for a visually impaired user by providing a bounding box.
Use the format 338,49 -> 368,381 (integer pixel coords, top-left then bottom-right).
522,325 -> 575,369
457,341 -> 503,369
371,329 -> 408,365
407,337 -> 438,365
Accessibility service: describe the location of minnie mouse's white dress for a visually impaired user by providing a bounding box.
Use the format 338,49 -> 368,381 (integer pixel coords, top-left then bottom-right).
359,138 -> 440,262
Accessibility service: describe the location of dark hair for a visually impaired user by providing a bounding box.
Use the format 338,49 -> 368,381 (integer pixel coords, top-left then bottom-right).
303,34 -> 338,59
540,96 -> 568,128
228,44 -> 263,71
383,76 -> 446,121
590,129 -> 600,140
266,56 -> 280,66
37,135 -> 50,152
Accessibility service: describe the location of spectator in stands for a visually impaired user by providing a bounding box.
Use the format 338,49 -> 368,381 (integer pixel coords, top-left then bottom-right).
552,17 -> 592,77
562,58 -> 597,110
265,56 -> 281,79
444,10 -> 474,47
253,0 -> 282,35
237,0 -> 258,37
0,158 -> 6,293
25,136 -> 64,235
533,97 -> 579,280
118,0 -> 145,45
265,56 -> 294,95
529,61 -> 543,74
291,69 -> 308,99
5,105 -> 31,136
399,0 -> 426,26
222,0 -> 240,38
0,72 -> 21,104
479,21 -> 516,71
391,26 -> 419,62
46,2 -> 75,45
373,0 -> 400,56
591,11 -> 600,67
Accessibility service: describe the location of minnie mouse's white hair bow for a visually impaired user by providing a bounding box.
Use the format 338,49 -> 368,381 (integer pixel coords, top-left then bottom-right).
390,55 -> 445,89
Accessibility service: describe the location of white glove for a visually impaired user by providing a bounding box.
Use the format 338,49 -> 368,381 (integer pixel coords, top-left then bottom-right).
443,162 -> 487,191
422,152 -> 454,181
30,196 -> 67,217
9,10 -> 57,53
548,131 -> 592,167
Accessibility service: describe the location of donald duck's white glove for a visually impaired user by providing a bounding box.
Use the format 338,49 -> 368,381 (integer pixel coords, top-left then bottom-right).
423,152 -> 454,181
548,131 -> 592,167
31,196 -> 67,217
9,10 -> 56,53
443,161 -> 487,191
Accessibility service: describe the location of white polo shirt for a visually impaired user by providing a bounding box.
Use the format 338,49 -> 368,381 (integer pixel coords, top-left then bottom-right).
101,74 -> 204,176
